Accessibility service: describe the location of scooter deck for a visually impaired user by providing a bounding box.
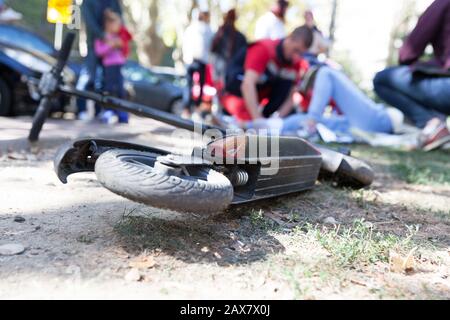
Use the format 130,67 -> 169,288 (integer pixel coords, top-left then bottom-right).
225,135 -> 322,204
54,136 -> 322,206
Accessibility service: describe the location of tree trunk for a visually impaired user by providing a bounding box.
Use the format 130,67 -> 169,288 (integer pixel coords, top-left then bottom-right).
328,0 -> 338,54
123,0 -> 167,67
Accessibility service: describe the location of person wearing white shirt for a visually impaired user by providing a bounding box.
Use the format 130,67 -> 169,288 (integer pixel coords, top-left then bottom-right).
182,9 -> 214,115
254,0 -> 289,40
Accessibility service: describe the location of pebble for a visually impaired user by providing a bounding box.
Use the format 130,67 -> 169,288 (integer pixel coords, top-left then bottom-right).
14,216 -> 26,223
323,217 -> 339,225
125,268 -> 142,282
0,244 -> 26,256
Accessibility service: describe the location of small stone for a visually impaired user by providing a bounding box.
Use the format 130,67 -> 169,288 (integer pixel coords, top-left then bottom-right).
66,265 -> 82,277
0,244 -> 26,256
323,217 -> 339,225
14,216 -> 26,223
125,268 -> 142,282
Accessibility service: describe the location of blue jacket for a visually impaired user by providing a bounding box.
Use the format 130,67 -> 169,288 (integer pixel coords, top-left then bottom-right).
81,0 -> 122,45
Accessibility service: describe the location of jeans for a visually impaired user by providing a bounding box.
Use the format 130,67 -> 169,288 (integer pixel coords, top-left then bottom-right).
103,65 -> 128,122
283,67 -> 393,134
374,66 -> 450,128
76,46 -> 103,115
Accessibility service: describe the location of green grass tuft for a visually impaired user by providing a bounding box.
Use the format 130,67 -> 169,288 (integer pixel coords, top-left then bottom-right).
298,219 -> 418,267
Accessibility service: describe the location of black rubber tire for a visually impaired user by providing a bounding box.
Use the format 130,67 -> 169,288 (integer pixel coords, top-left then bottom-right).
0,76 -> 12,117
95,149 -> 234,214
334,155 -> 375,189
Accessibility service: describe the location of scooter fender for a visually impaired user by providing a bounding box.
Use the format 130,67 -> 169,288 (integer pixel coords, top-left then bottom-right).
316,146 -> 345,174
54,138 -> 170,184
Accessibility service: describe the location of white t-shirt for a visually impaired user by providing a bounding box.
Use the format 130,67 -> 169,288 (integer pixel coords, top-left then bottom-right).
254,12 -> 286,40
182,21 -> 214,65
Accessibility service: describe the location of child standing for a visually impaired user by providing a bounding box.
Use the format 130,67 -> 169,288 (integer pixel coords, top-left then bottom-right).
95,9 -> 132,124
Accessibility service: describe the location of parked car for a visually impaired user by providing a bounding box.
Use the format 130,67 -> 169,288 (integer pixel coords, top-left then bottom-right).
122,61 -> 185,116
0,23 -> 76,116
0,24 -> 186,117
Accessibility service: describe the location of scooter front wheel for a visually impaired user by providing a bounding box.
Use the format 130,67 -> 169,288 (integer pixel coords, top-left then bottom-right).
94,149 -> 234,215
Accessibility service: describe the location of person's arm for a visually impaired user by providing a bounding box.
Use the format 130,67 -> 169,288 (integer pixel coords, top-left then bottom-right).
399,0 -> 448,65
241,44 -> 271,120
94,39 -> 114,57
81,0 -> 104,39
241,70 -> 263,120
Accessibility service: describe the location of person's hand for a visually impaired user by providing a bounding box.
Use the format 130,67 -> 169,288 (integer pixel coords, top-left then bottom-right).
111,38 -> 123,48
252,118 -> 269,130
105,36 -> 123,48
270,112 -> 281,119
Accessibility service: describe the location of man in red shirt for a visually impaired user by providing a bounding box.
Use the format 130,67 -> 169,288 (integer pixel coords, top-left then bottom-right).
223,26 -> 313,123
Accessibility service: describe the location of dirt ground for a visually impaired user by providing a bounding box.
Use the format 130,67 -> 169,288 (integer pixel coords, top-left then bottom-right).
0,134 -> 449,300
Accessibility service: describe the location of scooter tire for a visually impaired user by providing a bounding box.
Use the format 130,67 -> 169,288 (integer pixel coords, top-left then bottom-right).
94,149 -> 234,215
334,155 -> 375,189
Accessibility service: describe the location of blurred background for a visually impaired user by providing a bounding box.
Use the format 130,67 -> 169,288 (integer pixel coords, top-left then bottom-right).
5,0 -> 435,91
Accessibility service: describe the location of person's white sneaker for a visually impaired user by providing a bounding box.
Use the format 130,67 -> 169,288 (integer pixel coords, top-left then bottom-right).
386,107 -> 405,134
0,8 -> 23,22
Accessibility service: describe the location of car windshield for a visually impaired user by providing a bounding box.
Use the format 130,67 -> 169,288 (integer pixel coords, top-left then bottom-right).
0,24 -> 55,56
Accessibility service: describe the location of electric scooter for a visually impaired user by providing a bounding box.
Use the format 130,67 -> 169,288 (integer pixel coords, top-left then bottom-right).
29,34 -> 374,214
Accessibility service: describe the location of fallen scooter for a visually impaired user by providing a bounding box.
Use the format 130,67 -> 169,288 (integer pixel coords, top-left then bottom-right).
29,33 -> 374,214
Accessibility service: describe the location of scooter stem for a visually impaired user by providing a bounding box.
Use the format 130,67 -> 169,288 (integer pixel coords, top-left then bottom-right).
59,86 -> 225,135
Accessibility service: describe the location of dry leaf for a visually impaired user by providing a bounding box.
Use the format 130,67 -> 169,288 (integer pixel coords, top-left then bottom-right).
129,256 -> 156,270
264,212 -> 296,228
350,279 -> 368,287
389,248 -> 417,273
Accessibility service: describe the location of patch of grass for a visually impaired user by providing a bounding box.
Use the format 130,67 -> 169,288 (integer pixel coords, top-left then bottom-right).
352,189 -> 380,210
391,162 -> 449,185
433,209 -> 450,222
113,208 -> 285,265
298,219 -> 418,268
349,145 -> 450,186
284,269 -> 311,299
76,234 -> 96,244
249,210 -> 274,231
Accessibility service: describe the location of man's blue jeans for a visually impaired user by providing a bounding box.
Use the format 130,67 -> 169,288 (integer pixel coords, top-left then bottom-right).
76,46 -> 102,115
374,66 -> 450,128
283,67 -> 393,135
